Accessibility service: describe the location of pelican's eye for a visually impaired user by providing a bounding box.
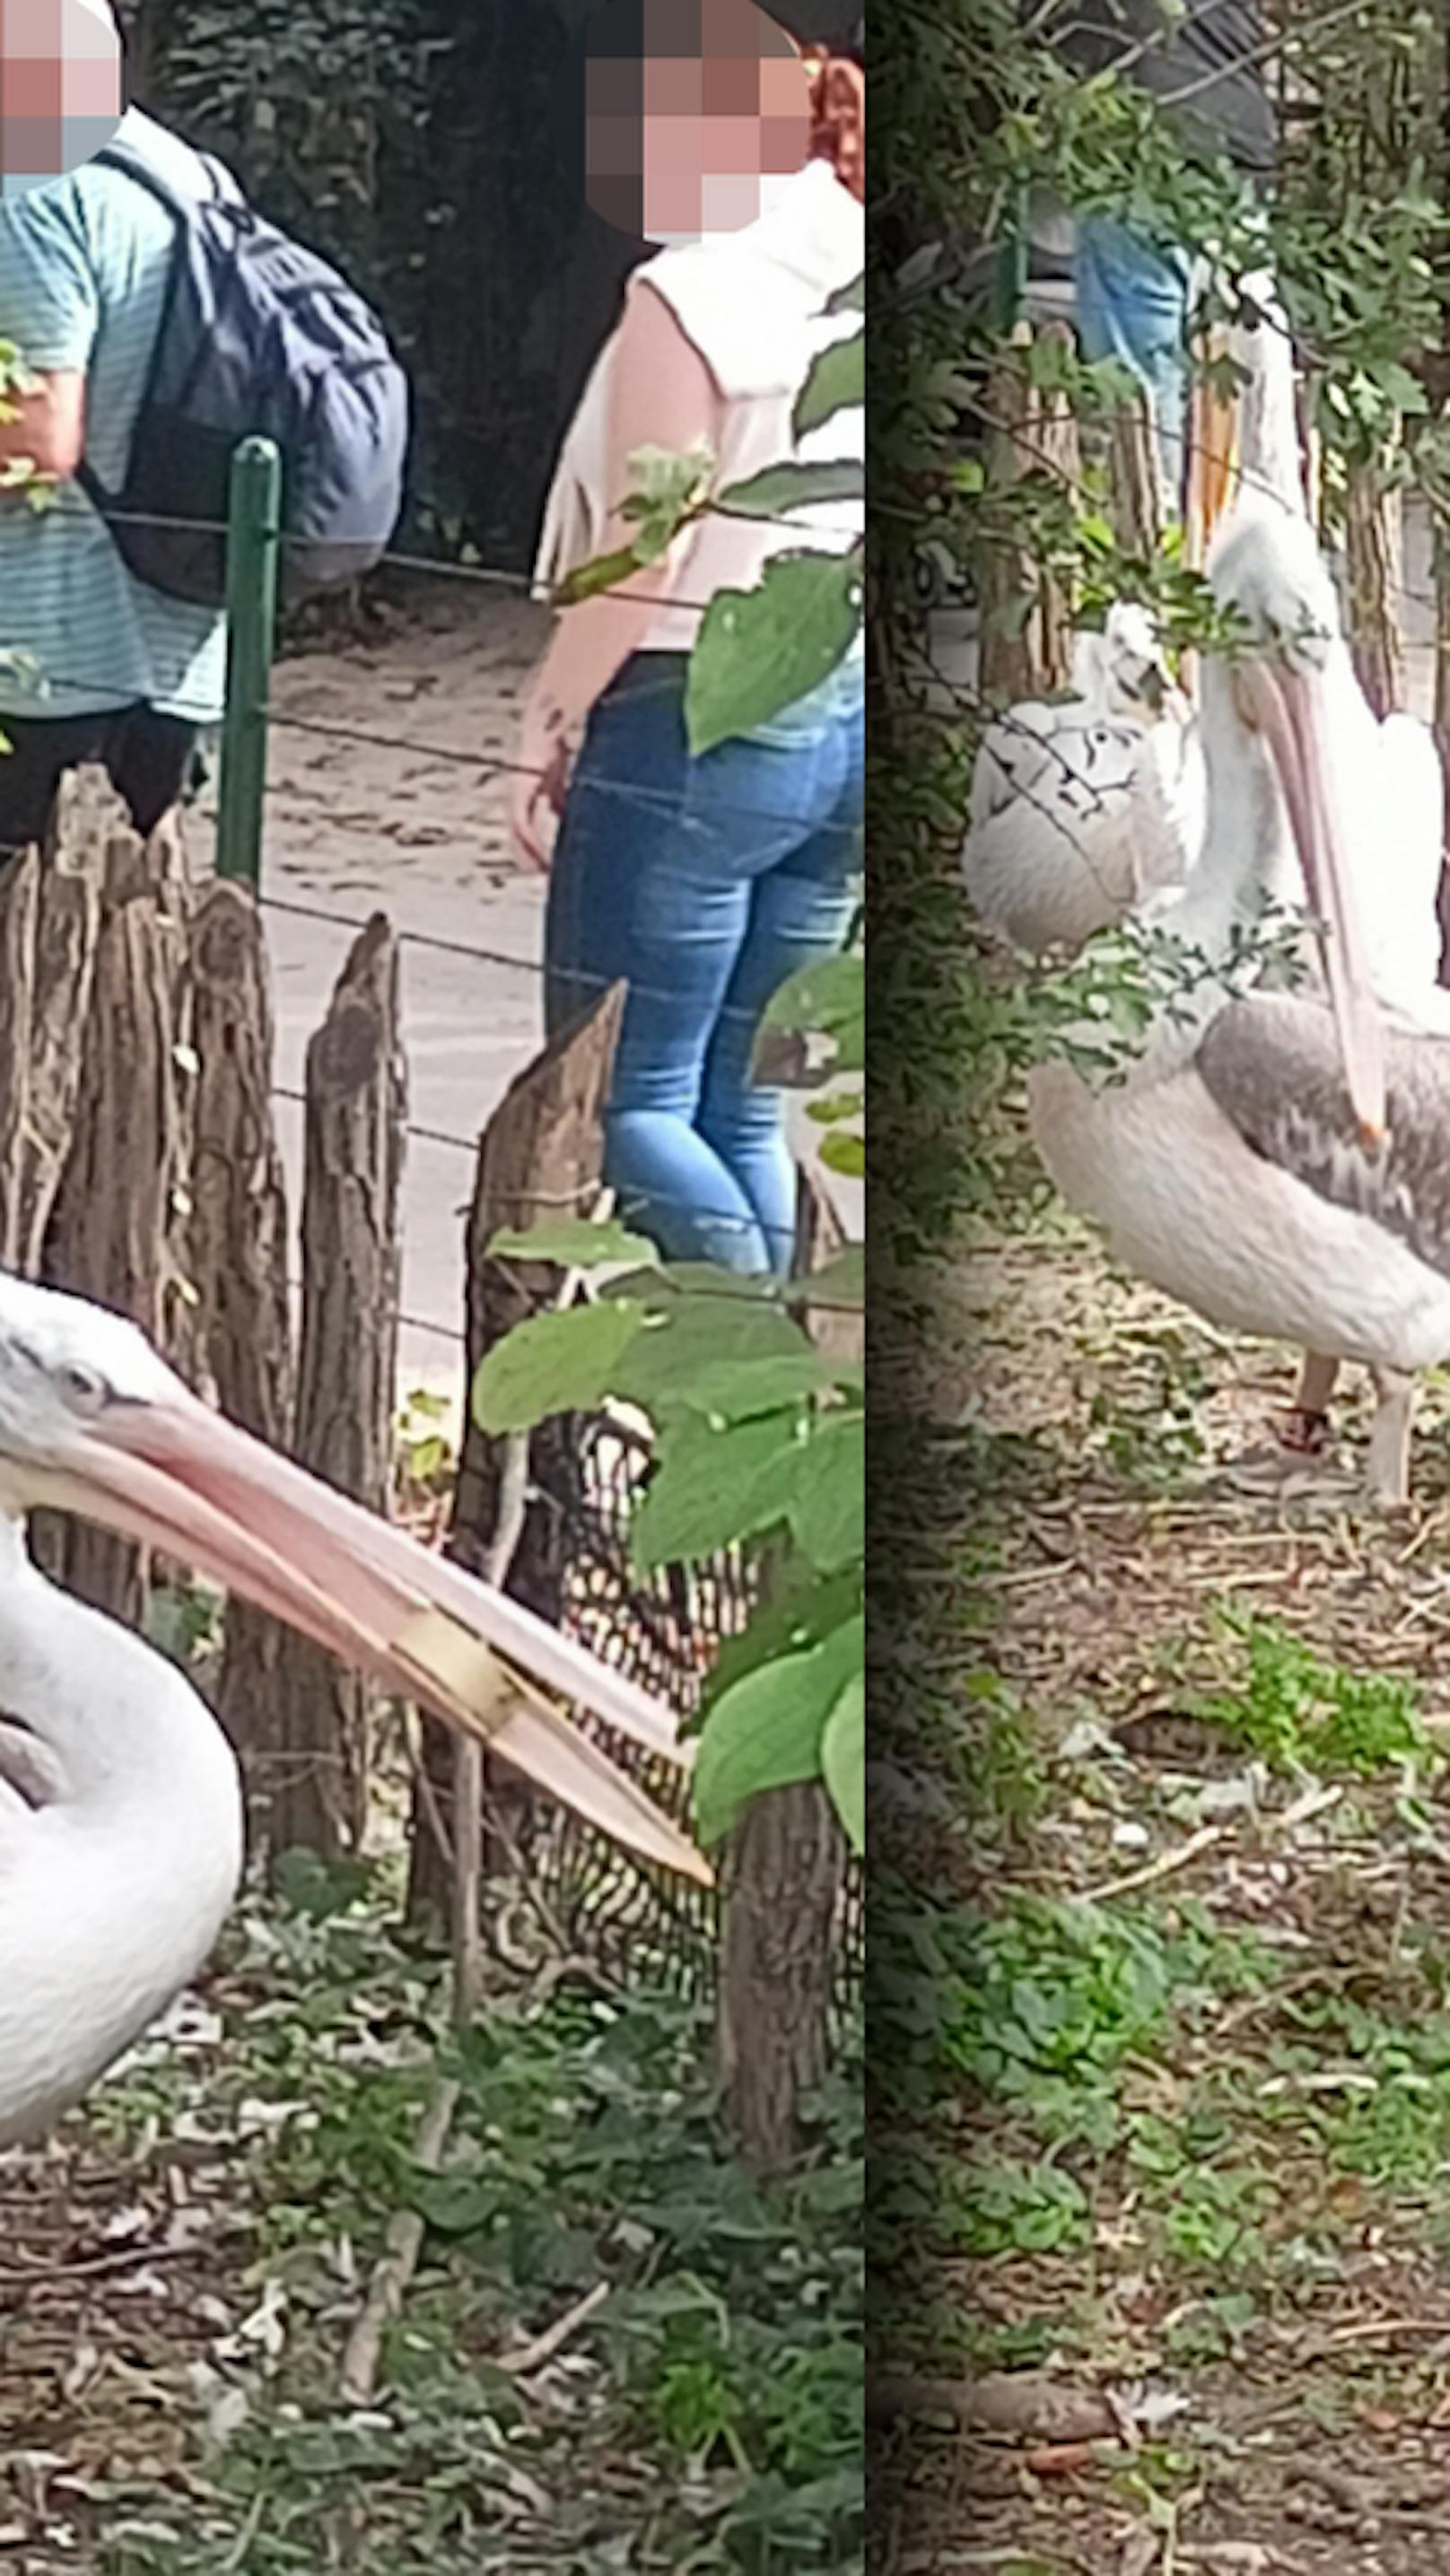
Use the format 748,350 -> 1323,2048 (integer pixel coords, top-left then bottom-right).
57,1362 -> 112,1419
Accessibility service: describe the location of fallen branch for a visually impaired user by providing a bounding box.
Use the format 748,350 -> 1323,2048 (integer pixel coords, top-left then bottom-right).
498,2277 -> 610,2377
1079,1824 -> 1223,1906
337,2078 -> 459,2407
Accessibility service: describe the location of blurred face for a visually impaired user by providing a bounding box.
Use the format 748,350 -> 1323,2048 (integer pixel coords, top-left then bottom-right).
0,0 -> 121,202
586,0 -> 810,248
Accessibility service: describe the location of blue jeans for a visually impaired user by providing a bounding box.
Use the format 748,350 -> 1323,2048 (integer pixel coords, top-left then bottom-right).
1074,214 -> 1192,511
545,651 -> 864,1276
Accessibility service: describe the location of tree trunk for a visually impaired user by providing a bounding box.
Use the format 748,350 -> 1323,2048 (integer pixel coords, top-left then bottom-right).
717,1165 -> 855,2176
188,880 -> 295,1761
1344,458 -> 1406,719
975,324 -> 1040,705
266,915 -> 405,1860
406,982 -> 626,1934
35,793 -> 195,1624
1028,320 -> 1080,692
717,1785 -> 847,2177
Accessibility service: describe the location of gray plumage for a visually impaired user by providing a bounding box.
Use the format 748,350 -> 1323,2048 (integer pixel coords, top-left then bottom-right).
1198,994 -> 1450,1281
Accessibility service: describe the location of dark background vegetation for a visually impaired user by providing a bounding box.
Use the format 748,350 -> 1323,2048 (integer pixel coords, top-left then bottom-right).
120,0 -> 860,570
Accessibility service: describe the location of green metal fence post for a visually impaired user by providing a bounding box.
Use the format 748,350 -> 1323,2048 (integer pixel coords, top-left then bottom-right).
216,435 -> 282,888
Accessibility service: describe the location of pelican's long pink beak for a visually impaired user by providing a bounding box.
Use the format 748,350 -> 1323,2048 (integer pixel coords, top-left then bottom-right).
1236,654 -> 1386,1140
30,1384 -> 711,1888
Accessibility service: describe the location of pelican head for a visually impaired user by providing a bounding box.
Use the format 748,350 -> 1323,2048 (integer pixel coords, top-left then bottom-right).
1209,502 -> 1385,1140
0,1277 -> 709,1884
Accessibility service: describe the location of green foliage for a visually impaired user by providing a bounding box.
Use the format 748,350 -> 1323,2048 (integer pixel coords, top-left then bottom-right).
793,334 -> 865,439
91,1892 -> 861,2575
686,550 -> 865,755
1193,1611 -> 1433,1777
471,1218 -> 863,1856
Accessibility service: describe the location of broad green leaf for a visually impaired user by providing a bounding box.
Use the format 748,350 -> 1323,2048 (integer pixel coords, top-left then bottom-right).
613,1295 -> 837,1420
788,1415 -> 865,1573
487,1218 -> 660,1271
826,273 -> 864,314
630,1410 -> 804,1570
472,1299 -> 647,1433
763,954 -> 864,1072
821,1672 -> 865,1854
694,1613 -> 864,1844
701,1568 -> 862,1718
717,459 -> 864,518
794,332 -> 864,437
553,543 -> 642,607
686,550 -> 863,755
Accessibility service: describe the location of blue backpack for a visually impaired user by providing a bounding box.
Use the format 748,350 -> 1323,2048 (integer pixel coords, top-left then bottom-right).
77,140 -> 410,609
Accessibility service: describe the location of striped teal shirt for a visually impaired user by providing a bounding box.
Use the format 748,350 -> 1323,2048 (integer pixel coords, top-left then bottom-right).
0,108 -> 229,727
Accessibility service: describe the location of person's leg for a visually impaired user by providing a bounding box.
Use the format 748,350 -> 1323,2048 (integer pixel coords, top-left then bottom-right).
695,702 -> 864,1271
0,713 -> 111,866
105,710 -> 202,840
1073,214 -> 1193,511
543,658 -> 782,1271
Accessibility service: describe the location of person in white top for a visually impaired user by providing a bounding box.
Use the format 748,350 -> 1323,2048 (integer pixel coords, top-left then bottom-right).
513,6 -> 864,1279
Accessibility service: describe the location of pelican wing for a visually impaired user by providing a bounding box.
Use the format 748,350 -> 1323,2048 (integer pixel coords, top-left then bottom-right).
1197,993 -> 1450,1279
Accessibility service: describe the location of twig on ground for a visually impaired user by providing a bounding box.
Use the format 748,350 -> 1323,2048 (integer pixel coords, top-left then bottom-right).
338,2078 -> 460,2407
1079,1823 -> 1223,1904
498,2277 -> 610,2376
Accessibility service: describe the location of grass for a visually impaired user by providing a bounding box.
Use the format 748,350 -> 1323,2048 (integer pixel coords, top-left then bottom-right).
1,1876 -> 861,2576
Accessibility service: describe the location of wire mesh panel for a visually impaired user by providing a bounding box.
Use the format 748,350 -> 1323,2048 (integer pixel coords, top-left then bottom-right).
519,1406 -> 864,2015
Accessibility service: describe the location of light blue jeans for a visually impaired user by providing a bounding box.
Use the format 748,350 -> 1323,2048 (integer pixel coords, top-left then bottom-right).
545,651 -> 864,1276
1074,214 -> 1193,511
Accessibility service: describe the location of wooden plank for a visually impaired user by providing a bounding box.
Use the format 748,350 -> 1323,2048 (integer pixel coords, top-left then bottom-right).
0,771 -> 109,1276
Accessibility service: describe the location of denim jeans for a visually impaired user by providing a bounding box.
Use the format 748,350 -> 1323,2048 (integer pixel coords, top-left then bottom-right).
1074,214 -> 1193,511
545,650 -> 864,1276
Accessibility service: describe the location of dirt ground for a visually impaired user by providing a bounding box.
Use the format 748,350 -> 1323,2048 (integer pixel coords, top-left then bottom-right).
874,1217 -> 1450,2576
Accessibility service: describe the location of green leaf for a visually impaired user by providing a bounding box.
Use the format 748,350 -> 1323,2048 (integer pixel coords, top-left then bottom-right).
794,333 -> 865,437
700,1567 -> 862,1719
486,1218 -> 660,1271
821,1129 -> 866,1179
472,1300 -> 647,1433
612,1294 -> 838,1421
826,273 -> 864,314
821,1672 -> 865,1854
552,544 -> 642,607
630,1410 -> 803,1570
694,1613 -> 864,1844
717,459 -> 864,518
788,1415 -> 865,1573
763,954 -> 864,1073
686,550 -> 863,755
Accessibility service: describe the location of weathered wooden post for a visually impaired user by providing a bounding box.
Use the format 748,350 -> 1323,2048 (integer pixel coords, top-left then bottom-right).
267,914 -> 405,1858
0,771 -> 108,1275
35,790 -> 195,1623
188,878 -> 295,1759
406,982 -> 626,1934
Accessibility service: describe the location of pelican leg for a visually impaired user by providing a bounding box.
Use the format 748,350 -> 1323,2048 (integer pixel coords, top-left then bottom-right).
1365,1366 -> 1416,1506
1282,1353 -> 1339,1454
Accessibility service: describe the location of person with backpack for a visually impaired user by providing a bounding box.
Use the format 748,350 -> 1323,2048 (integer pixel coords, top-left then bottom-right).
0,21 -> 407,861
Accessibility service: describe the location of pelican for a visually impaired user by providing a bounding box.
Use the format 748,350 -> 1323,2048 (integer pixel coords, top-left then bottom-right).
0,1277 -> 708,2148
1029,493 -> 1450,1508
1203,275 -> 1449,1453
963,602 -> 1204,956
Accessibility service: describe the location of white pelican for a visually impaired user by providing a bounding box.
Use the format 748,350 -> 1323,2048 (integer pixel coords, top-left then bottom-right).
1205,275 -> 1449,1452
1030,495 -> 1450,1508
964,603 -> 1203,956
0,1277 -> 707,2147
